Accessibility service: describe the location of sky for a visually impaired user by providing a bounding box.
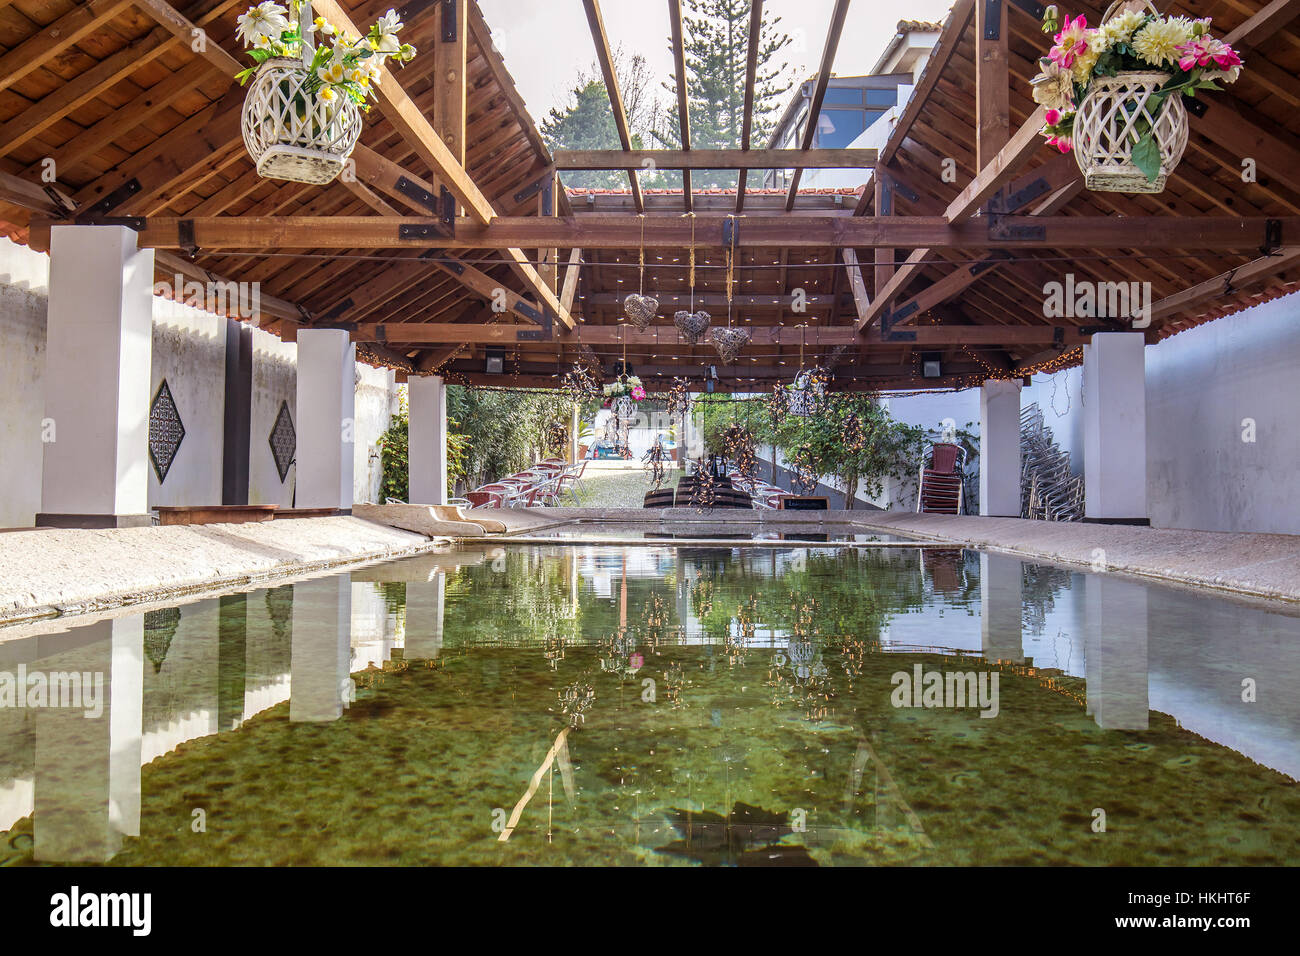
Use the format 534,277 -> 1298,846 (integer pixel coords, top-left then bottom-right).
477,0 -> 958,127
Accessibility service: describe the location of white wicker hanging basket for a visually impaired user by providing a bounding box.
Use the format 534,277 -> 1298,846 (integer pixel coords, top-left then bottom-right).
241,58 -> 363,185
1071,71 -> 1188,194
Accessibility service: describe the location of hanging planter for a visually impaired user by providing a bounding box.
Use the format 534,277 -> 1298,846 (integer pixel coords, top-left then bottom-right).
786,367 -> 826,417
1032,3 -> 1241,193
234,2 -> 416,185
241,58 -> 363,184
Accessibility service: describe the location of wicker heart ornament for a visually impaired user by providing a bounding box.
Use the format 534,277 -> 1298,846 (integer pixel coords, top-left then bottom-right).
673,310 -> 711,344
709,326 -> 750,363
623,293 -> 658,331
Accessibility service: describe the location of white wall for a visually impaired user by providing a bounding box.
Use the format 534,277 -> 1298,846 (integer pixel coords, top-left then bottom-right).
0,237 -> 398,524
1146,291 -> 1300,534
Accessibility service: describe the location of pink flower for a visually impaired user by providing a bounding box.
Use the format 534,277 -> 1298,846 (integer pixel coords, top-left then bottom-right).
1048,15 -> 1089,68
1044,108 -> 1062,125
1046,134 -> 1072,153
630,386 -> 646,401
1176,36 -> 1241,72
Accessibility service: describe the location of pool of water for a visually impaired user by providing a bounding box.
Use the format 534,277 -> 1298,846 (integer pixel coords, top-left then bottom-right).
1,543 -> 1297,866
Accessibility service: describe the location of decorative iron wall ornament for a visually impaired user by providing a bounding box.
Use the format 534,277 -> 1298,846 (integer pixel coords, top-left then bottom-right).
269,400 -> 296,483
143,607 -> 182,674
148,379 -> 186,483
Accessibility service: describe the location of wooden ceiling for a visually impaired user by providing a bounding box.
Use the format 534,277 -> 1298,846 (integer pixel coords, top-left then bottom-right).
2,0 -> 1299,392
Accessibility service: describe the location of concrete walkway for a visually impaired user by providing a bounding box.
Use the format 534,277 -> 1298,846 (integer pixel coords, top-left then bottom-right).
844,512 -> 1300,604
0,516 -> 443,626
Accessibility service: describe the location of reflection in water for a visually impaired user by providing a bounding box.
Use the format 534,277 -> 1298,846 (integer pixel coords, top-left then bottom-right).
0,542 -> 1296,866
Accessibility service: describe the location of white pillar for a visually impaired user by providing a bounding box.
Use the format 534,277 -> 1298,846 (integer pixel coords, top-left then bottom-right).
1083,332 -> 1147,523
980,553 -> 1024,663
1084,574 -> 1149,730
295,329 -> 355,511
979,379 -> 1022,517
408,374 -> 448,505
34,616 -> 143,862
37,225 -> 154,528
569,403 -> 579,464
290,576 -> 352,723
405,572 -> 446,660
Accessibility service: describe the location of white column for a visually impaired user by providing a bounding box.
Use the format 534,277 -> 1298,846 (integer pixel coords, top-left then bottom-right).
38,225 -> 154,528
980,552 -> 1024,664
34,616 -> 143,862
569,403 -> 579,464
1084,574 -> 1149,730
408,374 -> 448,505
1083,332 -> 1147,523
405,572 -> 446,660
295,329 -> 355,511
290,576 -> 352,723
979,379 -> 1022,517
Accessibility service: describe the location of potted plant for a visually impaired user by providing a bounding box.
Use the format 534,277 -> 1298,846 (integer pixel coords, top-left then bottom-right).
577,421 -> 596,460
235,2 -> 415,184
1032,3 -> 1242,193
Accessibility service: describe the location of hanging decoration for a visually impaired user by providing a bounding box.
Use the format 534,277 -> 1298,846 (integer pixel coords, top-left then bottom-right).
1033,2 -> 1241,193
562,363 -> 601,403
790,445 -> 820,494
622,214 -> 659,331
545,421 -> 569,456
709,216 -> 749,362
665,376 -> 694,422
236,3 -> 415,185
783,329 -> 827,417
720,423 -> 757,485
672,213 -> 711,344
767,381 -> 789,428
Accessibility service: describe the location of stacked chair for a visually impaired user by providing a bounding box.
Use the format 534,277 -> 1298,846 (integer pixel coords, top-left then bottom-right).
916,442 -> 965,514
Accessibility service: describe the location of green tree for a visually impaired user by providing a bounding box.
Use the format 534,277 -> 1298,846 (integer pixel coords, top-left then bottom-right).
654,0 -> 796,187
447,386 -> 573,488
541,50 -> 662,190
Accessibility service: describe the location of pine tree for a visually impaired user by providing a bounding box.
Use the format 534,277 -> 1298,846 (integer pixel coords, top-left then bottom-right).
656,0 -> 795,188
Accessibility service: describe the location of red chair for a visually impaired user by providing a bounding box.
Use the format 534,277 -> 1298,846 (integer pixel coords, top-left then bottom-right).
465,490 -> 493,508
917,443 -> 965,514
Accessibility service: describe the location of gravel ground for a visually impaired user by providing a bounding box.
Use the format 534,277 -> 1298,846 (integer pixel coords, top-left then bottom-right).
566,462 -> 683,508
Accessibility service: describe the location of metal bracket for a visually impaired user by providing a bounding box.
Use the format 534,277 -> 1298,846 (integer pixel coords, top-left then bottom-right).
321,297 -> 354,320
440,0 -> 457,43
513,178 -> 546,205
1184,96 -> 1208,119
982,0 -> 1002,40
881,303 -> 919,341
42,185 -> 75,216
1262,218 -> 1282,256
178,219 -> 197,258
1006,0 -> 1044,19
514,299 -> 542,323
398,222 -> 445,241
518,306 -> 553,341
723,216 -> 740,249
1053,326 -> 1065,347
968,256 -> 1003,278
991,175 -> 1053,214
394,175 -> 440,213
75,178 -> 141,221
374,324 -> 387,345
82,216 -> 145,231
440,186 -> 455,228
988,216 -> 1046,241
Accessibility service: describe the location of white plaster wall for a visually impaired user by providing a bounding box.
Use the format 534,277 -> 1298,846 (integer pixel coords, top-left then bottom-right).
250,330 -> 296,507
148,298 -> 225,508
353,363 -> 397,505
0,239 -> 48,527
1146,291 -> 1300,534
0,237 -> 401,521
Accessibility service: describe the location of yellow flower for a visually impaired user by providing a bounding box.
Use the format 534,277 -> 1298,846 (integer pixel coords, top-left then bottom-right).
320,86 -> 336,101
1132,16 -> 1193,68
1096,9 -> 1145,51
1071,45 -> 1101,82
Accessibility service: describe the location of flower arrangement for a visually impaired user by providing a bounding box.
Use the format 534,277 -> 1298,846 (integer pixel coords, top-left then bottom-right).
1032,4 -> 1242,182
233,1 -> 416,108
603,376 -> 645,401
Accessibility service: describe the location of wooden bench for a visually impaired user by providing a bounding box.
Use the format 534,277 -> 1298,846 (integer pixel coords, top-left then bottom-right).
155,505 -> 278,526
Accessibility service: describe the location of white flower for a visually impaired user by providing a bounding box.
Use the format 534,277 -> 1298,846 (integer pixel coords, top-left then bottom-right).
1030,59 -> 1076,111
316,43 -> 348,85
1094,9 -> 1144,52
314,17 -> 335,36
1133,16 -> 1194,68
371,9 -> 403,54
236,2 -> 290,48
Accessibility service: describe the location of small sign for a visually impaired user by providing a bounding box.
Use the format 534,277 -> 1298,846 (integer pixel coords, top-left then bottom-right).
779,496 -> 829,511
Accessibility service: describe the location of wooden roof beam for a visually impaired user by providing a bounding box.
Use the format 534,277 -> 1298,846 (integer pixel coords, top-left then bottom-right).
0,0 -> 135,96
736,0 -> 763,212
581,0 -> 645,212
668,0 -> 692,211
783,0 -> 851,212
555,149 -> 877,169
311,0 -> 495,224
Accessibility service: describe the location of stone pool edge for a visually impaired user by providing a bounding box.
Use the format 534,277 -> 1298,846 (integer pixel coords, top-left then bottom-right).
0,517 -> 452,629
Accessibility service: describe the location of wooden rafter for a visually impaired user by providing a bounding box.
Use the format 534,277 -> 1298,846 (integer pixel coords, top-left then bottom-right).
783,0 -> 851,212
736,0 -> 763,213
556,149 -> 877,170
668,0 -> 692,211
580,0 -> 644,212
